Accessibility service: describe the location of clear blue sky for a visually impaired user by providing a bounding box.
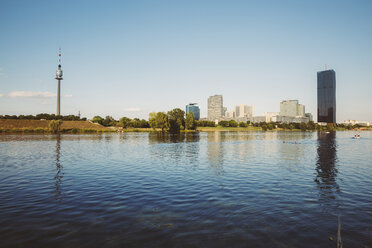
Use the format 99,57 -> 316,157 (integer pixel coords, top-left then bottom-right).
1,0 -> 371,121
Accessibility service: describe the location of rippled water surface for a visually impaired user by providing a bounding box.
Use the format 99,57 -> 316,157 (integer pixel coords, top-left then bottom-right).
0,131 -> 372,247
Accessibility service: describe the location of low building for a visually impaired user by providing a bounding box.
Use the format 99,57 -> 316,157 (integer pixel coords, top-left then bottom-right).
264,112 -> 279,122
343,120 -> 370,126
276,116 -> 310,124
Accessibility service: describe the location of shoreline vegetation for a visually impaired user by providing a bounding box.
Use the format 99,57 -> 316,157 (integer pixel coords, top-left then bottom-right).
1,113 -> 371,134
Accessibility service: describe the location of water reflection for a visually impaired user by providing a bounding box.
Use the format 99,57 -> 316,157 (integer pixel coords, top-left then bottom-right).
54,134 -> 63,200
315,132 -> 339,201
147,133 -> 200,165
207,132 -> 225,175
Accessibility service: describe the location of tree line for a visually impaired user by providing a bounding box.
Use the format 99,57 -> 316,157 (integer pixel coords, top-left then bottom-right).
0,113 -> 86,121
91,115 -> 151,128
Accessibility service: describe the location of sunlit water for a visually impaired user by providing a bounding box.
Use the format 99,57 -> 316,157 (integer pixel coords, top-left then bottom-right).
0,131 -> 371,247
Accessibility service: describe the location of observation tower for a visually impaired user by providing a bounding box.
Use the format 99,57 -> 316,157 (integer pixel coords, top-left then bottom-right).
55,48 -> 63,116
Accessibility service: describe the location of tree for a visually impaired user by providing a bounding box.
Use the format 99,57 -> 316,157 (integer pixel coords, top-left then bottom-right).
262,124 -> 268,131
185,111 -> 196,130
119,117 -> 132,128
218,121 -> 229,127
102,116 -> 116,126
149,112 -> 157,129
196,120 -> 216,127
229,120 -> 238,127
49,120 -> 62,133
167,108 -> 185,133
300,122 -> 307,131
156,112 -> 169,132
92,116 -> 104,125
239,122 -> 247,127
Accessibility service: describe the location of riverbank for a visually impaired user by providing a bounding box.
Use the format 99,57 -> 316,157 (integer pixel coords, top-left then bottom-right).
197,126 -> 372,132
0,119 -> 116,133
1,119 -> 370,133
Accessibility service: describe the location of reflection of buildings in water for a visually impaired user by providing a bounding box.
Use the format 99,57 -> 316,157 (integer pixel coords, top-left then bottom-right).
147,133 -> 199,165
315,132 -> 339,197
54,134 -> 63,200
278,139 -> 305,164
184,133 -> 200,166
232,132 -> 256,161
277,132 -> 314,164
207,132 -> 225,175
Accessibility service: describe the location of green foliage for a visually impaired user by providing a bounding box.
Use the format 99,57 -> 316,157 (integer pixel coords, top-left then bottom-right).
118,117 -> 150,129
119,117 -> 132,128
306,121 -> 316,130
92,116 -> 104,125
49,120 -> 62,133
262,125 -> 268,131
300,122 -> 307,131
149,112 -> 157,129
156,112 -> 169,132
0,113 -> 86,121
239,122 -> 247,127
196,120 -> 216,127
167,108 -> 185,133
218,121 -> 229,127
102,116 -> 117,127
229,120 -> 238,127
185,112 -> 197,130
148,112 -> 169,132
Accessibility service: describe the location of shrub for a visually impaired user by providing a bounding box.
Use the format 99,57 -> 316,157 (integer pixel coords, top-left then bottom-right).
49,120 -> 62,133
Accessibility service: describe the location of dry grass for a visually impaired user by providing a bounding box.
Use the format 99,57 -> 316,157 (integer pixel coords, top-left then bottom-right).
0,119 -> 111,131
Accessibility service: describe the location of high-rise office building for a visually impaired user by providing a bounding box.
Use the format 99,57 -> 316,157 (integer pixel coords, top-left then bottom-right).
208,95 -> 223,121
317,70 -> 336,123
186,103 -> 200,120
235,104 -> 253,118
280,100 -> 305,117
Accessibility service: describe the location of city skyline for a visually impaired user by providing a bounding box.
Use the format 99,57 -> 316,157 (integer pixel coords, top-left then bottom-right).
0,1 -> 372,121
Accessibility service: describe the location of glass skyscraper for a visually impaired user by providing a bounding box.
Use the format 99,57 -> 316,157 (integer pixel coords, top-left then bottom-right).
186,103 -> 200,120
317,70 -> 336,123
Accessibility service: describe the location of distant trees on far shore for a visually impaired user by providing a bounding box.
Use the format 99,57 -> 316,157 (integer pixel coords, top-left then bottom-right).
0,113 -> 86,121
91,115 -> 150,128
2,114 -> 366,132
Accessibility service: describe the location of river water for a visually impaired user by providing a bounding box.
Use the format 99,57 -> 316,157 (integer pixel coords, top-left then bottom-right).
0,131 -> 371,247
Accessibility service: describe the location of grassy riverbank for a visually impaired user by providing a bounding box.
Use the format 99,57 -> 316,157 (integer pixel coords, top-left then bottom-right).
0,119 -> 116,133
1,119 -> 370,134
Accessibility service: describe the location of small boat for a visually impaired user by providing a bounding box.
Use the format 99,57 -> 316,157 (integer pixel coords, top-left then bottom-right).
353,134 -> 361,139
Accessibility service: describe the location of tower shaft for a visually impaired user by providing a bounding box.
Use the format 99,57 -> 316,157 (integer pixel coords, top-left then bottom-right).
57,79 -> 61,116
55,48 -> 63,116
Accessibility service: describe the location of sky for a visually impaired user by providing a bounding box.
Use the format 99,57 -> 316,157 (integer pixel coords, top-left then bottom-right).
0,0 -> 371,121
